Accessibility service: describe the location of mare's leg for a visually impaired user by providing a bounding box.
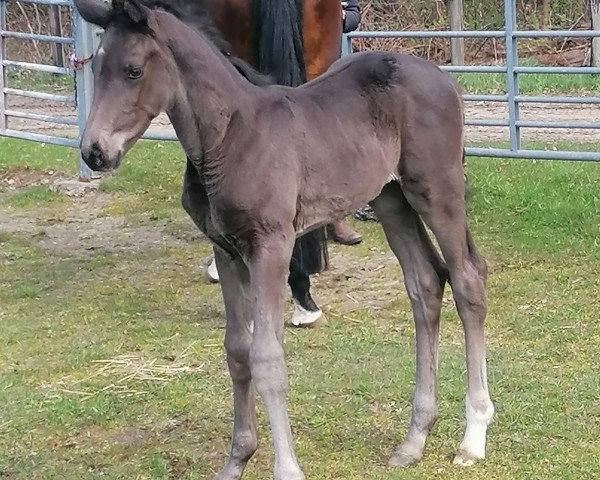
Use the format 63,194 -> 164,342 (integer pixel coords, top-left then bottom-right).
401,159 -> 494,466
248,231 -> 304,480
204,240 -> 327,329
370,182 -> 448,467
289,228 -> 328,327
214,248 -> 258,480
288,246 -> 324,327
206,245 -> 325,327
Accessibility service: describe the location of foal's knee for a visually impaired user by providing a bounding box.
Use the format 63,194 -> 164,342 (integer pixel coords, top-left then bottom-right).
452,265 -> 487,321
249,339 -> 287,395
225,331 -> 252,379
405,269 -> 444,313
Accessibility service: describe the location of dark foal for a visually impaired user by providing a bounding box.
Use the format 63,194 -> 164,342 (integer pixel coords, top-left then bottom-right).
74,1 -> 494,478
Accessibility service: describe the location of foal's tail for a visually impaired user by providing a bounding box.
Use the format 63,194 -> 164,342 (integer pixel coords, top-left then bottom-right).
251,0 -> 329,274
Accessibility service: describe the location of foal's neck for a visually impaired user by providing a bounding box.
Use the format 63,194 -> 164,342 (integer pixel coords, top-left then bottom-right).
156,12 -> 255,164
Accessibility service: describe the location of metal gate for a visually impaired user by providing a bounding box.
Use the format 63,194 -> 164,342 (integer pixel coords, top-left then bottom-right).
0,0 -> 95,178
1,0 -> 599,181
343,0 -> 600,161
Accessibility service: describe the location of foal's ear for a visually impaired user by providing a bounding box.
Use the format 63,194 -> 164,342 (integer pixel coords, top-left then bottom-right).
113,0 -> 150,25
74,0 -> 113,28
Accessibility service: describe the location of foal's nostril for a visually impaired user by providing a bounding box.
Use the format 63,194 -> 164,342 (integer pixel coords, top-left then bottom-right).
88,142 -> 105,170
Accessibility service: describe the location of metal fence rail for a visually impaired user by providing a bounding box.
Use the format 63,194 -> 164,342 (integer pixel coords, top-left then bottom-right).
343,0 -> 600,162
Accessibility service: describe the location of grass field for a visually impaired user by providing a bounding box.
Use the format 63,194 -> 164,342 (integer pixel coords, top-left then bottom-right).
0,138 -> 599,479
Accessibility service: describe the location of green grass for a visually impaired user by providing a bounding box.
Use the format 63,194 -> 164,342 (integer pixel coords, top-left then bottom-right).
0,138 -> 599,479
4,185 -> 68,208
6,70 -> 73,93
453,59 -> 600,95
0,139 -> 78,173
455,71 -> 600,95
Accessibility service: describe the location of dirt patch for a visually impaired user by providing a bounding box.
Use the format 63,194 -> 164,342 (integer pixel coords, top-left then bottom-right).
60,426 -> 151,451
0,165 -> 70,192
464,101 -> 600,144
32,213 -> 189,255
1,201 -> 198,256
1,171 -> 202,257
0,469 -> 18,479
165,452 -> 193,477
106,427 -> 149,446
0,166 -> 98,199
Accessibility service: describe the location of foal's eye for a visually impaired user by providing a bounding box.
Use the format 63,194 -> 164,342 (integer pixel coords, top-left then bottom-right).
127,65 -> 143,79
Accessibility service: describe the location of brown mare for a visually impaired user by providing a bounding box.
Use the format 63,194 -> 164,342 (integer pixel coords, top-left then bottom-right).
205,0 -> 343,81
74,0 -> 495,478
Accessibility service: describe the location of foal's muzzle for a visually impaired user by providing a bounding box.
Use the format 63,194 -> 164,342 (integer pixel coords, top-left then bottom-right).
81,142 -> 120,172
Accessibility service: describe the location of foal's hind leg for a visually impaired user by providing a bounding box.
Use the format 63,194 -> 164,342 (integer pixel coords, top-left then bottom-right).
213,249 -> 258,480
370,182 -> 448,467
402,168 -> 494,466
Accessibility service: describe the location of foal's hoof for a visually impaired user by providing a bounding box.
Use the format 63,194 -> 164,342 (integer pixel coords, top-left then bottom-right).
388,450 -> 422,468
213,465 -> 243,480
453,449 -> 482,467
290,305 -> 326,328
204,257 -> 220,284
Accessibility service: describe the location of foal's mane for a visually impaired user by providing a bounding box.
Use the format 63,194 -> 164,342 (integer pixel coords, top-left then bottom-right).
139,0 -> 273,86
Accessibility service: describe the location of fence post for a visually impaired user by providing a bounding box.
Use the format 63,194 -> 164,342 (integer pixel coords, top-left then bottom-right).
592,0 -> 600,67
341,33 -> 352,56
0,0 -> 6,133
72,5 -> 95,181
51,5 -> 64,69
504,0 -> 520,152
448,0 -> 465,65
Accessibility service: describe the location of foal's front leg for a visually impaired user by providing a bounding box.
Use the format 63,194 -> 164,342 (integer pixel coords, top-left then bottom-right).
213,249 -> 258,480
248,232 -> 305,480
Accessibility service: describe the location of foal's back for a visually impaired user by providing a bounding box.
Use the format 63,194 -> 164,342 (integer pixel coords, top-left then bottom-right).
259,51 -> 465,226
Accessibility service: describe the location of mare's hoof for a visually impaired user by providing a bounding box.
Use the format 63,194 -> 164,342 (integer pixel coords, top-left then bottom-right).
204,257 -> 220,284
327,221 -> 362,245
290,306 -> 326,328
453,449 -> 481,466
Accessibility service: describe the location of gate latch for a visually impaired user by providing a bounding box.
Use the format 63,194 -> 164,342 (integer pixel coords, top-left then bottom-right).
69,51 -> 93,70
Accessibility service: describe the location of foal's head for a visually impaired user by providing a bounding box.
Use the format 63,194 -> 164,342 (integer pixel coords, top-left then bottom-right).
75,0 -> 178,171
